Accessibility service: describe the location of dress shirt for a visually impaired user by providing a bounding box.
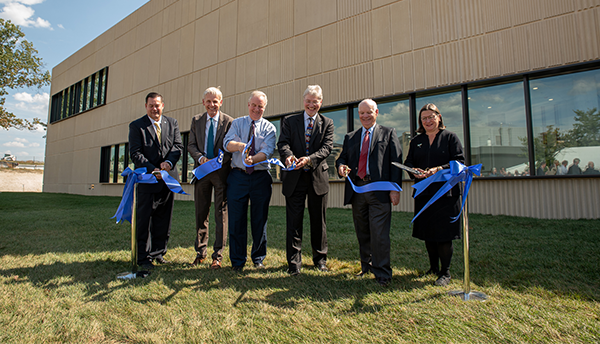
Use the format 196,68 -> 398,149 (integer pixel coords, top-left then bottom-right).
304,111 -> 317,132
201,112 -> 220,162
223,116 -> 276,171
360,124 -> 375,176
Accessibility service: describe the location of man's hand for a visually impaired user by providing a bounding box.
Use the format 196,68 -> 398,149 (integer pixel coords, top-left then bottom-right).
295,156 -> 310,169
338,164 -> 350,177
153,168 -> 163,180
390,191 -> 400,206
160,162 -> 171,172
285,156 -> 298,168
199,156 -> 209,165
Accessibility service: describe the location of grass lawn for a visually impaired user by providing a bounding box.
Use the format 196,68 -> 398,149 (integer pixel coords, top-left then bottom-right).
0,192 -> 598,343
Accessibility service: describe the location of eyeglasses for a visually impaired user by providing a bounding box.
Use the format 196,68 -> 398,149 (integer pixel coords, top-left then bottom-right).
421,114 -> 437,122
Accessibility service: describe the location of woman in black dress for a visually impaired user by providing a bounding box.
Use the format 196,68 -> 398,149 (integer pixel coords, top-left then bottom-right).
404,103 -> 464,286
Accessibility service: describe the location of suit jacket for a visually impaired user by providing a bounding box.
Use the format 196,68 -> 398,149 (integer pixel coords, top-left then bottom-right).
129,114 -> 183,192
187,111 -> 233,181
335,123 -> 402,205
277,112 -> 334,197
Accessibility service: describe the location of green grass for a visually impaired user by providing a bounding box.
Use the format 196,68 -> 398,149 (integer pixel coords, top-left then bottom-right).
0,192 -> 598,343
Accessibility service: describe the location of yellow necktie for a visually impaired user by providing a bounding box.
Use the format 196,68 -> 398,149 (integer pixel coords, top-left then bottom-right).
154,123 -> 161,143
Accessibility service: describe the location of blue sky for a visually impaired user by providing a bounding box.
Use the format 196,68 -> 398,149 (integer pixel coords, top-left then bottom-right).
1,0 -> 149,161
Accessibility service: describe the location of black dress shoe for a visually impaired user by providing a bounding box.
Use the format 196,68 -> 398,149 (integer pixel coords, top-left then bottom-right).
190,256 -> 206,266
154,257 -> 171,264
376,277 -> 391,287
232,266 -> 243,272
139,263 -> 154,271
287,268 -> 300,276
434,274 -> 451,286
254,262 -> 265,269
315,263 -> 328,272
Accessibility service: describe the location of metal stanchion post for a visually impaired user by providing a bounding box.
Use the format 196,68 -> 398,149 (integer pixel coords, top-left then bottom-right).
117,183 -> 147,279
449,193 -> 488,301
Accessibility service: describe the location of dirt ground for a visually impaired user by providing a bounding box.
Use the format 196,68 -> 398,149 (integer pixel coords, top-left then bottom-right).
0,168 -> 44,192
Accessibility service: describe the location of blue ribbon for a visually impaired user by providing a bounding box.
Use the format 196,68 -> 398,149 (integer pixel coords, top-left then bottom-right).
347,176 -> 402,193
191,150 -> 224,182
112,166 -> 188,224
242,136 -> 296,171
411,161 -> 482,223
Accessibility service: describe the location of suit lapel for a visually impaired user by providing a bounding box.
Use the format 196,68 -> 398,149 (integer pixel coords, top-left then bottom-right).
215,113 -> 227,153
309,113 -> 322,150
369,124 -> 379,155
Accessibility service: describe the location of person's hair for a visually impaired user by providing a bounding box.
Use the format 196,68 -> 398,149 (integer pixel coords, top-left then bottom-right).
574,158 -> 580,164
145,92 -> 163,104
358,98 -> 378,111
248,90 -> 268,106
417,103 -> 446,134
204,87 -> 222,100
303,85 -> 323,100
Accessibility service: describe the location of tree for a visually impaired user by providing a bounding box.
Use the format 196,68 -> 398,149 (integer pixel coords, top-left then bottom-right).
520,125 -> 566,168
0,18 -> 51,130
564,108 -> 600,147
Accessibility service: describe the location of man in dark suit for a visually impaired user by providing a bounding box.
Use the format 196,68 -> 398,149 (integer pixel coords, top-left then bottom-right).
277,85 -> 334,275
129,92 -> 183,270
335,99 -> 402,286
188,87 -> 233,269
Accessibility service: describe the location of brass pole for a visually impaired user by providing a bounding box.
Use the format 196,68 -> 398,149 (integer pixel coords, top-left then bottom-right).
131,183 -> 138,273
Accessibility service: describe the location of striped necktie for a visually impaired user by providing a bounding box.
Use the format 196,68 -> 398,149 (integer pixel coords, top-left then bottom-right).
154,122 -> 161,143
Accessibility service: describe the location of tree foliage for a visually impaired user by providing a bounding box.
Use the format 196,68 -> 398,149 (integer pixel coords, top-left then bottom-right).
521,125 -> 566,168
0,18 -> 51,130
564,108 -> 600,147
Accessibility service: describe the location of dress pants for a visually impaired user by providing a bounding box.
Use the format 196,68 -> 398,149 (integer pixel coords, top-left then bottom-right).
194,171 -> 228,262
227,169 -> 272,267
351,189 -> 392,280
136,182 -> 174,265
285,171 -> 328,270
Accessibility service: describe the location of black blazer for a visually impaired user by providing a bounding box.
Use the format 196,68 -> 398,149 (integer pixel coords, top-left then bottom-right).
187,111 -> 233,180
277,112 -> 334,197
129,114 -> 183,192
335,124 -> 402,205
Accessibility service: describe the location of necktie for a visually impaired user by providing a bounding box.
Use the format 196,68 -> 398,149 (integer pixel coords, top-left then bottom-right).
154,122 -> 161,144
357,130 -> 369,179
206,118 -> 214,159
304,117 -> 314,171
246,120 -> 256,174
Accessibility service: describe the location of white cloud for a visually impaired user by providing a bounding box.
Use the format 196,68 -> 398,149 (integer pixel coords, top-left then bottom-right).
13,91 -> 49,116
0,0 -> 51,29
57,23 -> 63,29
2,137 -> 39,148
3,141 -> 26,147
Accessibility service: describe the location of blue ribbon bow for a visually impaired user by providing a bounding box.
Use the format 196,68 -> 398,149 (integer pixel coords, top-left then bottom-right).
112,166 -> 187,224
191,150 -> 224,182
242,136 -> 296,171
411,161 -> 481,223
347,176 -> 402,193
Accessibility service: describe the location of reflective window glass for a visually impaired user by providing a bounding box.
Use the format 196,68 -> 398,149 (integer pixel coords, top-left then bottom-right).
109,145 -> 116,183
469,82 -> 529,177
322,108 -> 348,180
117,144 -> 126,183
530,69 -> 600,176
268,118 -> 281,182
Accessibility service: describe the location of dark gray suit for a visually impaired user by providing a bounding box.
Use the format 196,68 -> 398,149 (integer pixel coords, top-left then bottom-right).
188,111 -> 233,262
129,114 -> 182,265
335,123 -> 402,280
277,112 -> 334,270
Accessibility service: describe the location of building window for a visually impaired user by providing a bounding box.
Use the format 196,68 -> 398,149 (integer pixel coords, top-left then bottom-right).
469,81 -> 529,177
50,67 -> 108,124
322,108 -> 348,181
530,69 -> 600,176
99,143 -> 131,183
416,91 -> 465,146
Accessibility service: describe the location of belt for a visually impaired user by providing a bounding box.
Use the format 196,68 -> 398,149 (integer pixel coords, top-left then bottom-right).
233,167 -> 250,174
355,175 -> 371,182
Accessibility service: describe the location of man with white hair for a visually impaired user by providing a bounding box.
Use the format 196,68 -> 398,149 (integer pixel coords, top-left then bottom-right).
187,87 -> 233,269
277,85 -> 334,275
223,90 -> 276,271
336,99 -> 402,287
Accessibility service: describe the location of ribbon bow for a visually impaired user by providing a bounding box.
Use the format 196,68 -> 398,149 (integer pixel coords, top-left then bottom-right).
411,161 -> 481,223
242,136 -> 297,171
112,166 -> 187,224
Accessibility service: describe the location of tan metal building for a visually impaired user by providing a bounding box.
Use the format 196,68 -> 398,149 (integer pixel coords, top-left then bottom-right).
44,0 -> 600,219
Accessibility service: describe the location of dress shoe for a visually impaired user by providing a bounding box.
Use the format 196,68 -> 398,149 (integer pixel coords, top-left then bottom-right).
355,270 -> 370,277
315,263 -> 328,272
210,259 -> 221,270
232,266 -> 243,272
254,262 -> 265,269
376,277 -> 391,287
434,274 -> 451,286
418,269 -> 439,278
190,256 -> 206,266
287,268 -> 300,276
154,257 -> 171,264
